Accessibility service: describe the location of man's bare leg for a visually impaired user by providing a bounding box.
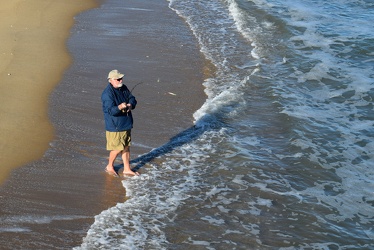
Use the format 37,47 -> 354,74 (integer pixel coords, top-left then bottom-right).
106,150 -> 120,176
122,146 -> 139,176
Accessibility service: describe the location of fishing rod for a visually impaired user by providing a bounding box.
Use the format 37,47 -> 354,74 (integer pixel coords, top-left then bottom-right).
130,81 -> 143,93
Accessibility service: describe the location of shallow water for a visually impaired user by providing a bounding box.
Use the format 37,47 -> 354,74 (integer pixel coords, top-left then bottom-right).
77,0 -> 373,249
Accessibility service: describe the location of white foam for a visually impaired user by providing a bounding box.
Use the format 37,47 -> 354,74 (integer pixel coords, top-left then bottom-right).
206,186 -> 232,197
189,239 -> 211,246
0,227 -> 31,233
2,215 -> 90,224
123,8 -> 154,11
201,216 -> 225,225
223,229 -> 245,235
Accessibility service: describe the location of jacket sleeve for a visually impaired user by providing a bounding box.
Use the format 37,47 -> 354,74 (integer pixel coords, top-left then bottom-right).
128,91 -> 137,110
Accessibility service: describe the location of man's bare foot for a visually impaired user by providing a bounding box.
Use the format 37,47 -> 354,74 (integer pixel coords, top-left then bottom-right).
105,166 -> 119,177
122,170 -> 140,176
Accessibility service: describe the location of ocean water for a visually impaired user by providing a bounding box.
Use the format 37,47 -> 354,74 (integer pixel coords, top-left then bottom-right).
76,0 -> 374,249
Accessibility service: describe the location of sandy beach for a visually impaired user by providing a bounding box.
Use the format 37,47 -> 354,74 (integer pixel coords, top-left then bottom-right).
0,0 -> 208,248
0,0 -> 98,184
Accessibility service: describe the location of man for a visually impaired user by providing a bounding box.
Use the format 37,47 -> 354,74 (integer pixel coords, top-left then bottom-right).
101,69 -> 139,177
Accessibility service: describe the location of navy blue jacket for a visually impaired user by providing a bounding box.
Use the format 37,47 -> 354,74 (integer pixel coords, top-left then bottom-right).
101,83 -> 137,132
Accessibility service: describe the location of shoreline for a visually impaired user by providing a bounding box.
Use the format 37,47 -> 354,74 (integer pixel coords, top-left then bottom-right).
0,0 -> 99,185
0,0 -> 209,248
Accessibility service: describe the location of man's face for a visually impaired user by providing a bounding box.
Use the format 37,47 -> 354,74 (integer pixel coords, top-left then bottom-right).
110,77 -> 123,88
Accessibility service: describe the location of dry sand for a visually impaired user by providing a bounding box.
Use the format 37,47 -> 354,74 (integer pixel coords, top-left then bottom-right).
0,0 -> 99,184
0,0 -> 210,248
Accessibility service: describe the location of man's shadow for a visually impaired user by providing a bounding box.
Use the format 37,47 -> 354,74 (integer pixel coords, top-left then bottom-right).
128,115 -> 218,171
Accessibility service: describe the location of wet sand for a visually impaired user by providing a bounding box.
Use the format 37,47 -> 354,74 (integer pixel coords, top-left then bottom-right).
0,0 -> 209,248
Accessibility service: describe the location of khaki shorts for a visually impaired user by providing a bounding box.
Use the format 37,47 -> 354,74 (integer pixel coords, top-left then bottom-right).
106,130 -> 131,151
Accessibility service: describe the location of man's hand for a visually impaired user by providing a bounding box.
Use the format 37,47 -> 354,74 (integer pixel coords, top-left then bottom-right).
118,102 -> 127,110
